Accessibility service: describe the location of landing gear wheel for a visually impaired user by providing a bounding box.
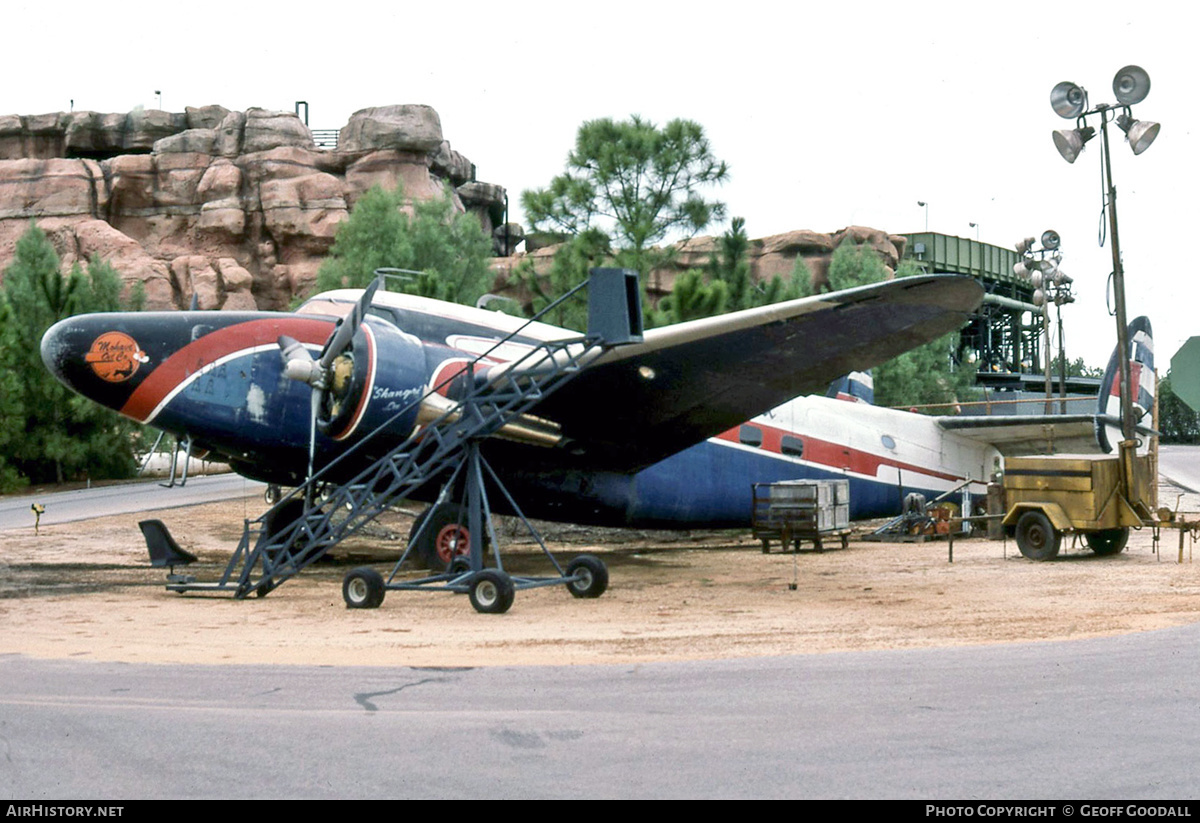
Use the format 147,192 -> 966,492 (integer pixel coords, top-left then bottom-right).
447,556 -> 472,576
468,570 -> 514,614
343,567 -> 385,609
264,497 -> 307,538
565,555 -> 608,599
1086,528 -> 1130,556
1015,511 -> 1061,561
410,504 -> 472,571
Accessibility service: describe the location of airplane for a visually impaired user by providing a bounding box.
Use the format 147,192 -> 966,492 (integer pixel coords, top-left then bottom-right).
41,271 -> 985,581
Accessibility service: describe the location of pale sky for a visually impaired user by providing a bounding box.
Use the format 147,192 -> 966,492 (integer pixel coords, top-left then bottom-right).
7,0 -> 1196,372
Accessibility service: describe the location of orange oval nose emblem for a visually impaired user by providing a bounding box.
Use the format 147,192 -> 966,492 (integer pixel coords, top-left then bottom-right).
85,332 -> 148,382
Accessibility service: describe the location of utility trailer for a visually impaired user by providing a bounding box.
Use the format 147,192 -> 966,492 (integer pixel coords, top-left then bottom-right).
1001,452 -> 1156,560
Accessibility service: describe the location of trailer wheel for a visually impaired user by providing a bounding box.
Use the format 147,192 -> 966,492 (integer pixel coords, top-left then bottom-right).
343,567 -> 385,609
469,570 -> 514,614
566,555 -> 608,599
1086,528 -> 1130,556
1015,511 -> 1061,561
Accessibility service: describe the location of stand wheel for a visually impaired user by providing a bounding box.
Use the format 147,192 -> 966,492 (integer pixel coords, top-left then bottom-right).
343,567 -> 385,609
566,555 -> 608,599
469,570 -> 514,614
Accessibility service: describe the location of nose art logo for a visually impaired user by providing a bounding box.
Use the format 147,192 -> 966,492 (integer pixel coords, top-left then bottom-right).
85,332 -> 149,383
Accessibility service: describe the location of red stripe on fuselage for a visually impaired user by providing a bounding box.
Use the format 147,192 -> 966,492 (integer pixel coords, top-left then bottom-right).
716,420 -> 964,483
120,317 -> 334,421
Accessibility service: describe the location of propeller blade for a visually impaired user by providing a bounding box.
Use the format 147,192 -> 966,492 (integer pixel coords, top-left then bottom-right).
308,383 -> 321,482
320,277 -> 381,370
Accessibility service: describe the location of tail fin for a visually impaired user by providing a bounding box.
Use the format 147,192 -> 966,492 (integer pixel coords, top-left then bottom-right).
1095,316 -> 1155,453
826,370 -> 874,404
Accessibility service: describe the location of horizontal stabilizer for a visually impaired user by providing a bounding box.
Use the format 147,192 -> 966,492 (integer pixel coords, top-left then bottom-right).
139,519 -> 197,568
936,414 -> 1156,456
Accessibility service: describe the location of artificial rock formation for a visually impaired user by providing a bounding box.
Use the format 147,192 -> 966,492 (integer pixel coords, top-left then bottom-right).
0,104 -> 508,309
492,225 -> 910,302
1,102 -> 904,312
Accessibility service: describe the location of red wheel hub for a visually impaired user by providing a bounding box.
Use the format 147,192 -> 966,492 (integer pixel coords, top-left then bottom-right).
435,523 -> 470,563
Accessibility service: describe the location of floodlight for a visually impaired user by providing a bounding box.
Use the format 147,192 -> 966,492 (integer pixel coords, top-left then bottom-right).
1116,113 -> 1160,155
1052,126 -> 1095,164
1041,230 -> 1061,250
1013,260 -> 1030,278
1030,271 -> 1044,289
1033,288 -> 1046,307
1112,65 -> 1151,106
1051,81 -> 1088,118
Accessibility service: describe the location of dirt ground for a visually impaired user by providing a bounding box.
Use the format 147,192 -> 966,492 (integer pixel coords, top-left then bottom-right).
4,480 -> 1200,668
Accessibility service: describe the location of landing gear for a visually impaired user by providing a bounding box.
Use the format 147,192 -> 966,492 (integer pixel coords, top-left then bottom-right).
410,504 -> 472,571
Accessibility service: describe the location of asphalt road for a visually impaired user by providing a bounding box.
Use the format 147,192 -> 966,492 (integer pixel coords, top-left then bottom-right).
1159,444 -> 1200,495
0,473 -> 266,531
4,621 -> 1200,799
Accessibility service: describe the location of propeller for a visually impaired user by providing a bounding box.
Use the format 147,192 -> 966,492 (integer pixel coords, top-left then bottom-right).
278,277 -> 381,484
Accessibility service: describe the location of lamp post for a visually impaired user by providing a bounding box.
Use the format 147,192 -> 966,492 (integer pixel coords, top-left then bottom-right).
917,200 -> 928,231
1049,65 -> 1160,491
1013,231 -> 1073,412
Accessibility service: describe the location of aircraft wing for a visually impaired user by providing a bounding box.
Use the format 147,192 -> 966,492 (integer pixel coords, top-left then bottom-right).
526,274 -> 984,472
935,414 -> 1111,456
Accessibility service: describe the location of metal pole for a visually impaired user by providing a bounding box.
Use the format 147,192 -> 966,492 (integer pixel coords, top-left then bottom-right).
1043,307 -> 1053,413
1057,302 -> 1068,413
1099,108 -> 1137,494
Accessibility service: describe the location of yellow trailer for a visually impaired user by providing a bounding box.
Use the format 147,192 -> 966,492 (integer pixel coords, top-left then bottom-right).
1001,452 -> 1156,560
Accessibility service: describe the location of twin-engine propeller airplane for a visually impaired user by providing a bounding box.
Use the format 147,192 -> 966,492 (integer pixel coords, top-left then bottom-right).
42,269 -> 985,611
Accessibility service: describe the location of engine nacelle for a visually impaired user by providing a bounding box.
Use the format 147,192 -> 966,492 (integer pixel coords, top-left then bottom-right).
317,317 -> 427,446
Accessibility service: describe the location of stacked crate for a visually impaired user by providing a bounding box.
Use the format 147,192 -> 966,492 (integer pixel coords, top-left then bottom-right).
751,479 -> 851,552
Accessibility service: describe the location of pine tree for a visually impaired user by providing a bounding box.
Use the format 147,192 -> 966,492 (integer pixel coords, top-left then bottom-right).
0,224 -> 144,488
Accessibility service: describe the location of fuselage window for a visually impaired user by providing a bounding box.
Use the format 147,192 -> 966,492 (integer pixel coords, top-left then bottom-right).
881,434 -> 897,451
739,424 -> 764,447
781,435 -> 804,458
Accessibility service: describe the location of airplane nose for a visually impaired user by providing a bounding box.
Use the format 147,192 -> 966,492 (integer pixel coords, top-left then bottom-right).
41,313 -> 156,416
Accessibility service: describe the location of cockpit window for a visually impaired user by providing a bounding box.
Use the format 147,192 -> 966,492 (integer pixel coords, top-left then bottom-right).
296,299 -> 351,318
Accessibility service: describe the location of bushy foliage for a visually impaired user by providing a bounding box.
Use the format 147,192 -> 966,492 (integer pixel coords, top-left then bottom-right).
0,224 -> 145,490
315,184 -> 493,306
1158,374 -> 1200,444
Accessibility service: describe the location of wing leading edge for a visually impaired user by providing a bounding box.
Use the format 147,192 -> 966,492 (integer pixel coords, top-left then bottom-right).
529,273 -> 984,472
